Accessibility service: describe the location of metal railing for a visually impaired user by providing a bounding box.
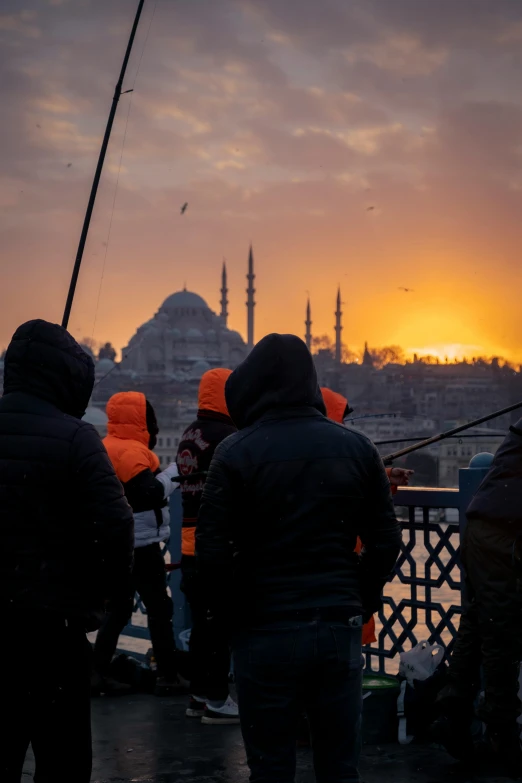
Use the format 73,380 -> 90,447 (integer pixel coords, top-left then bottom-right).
364,488 -> 461,673
364,456 -> 493,673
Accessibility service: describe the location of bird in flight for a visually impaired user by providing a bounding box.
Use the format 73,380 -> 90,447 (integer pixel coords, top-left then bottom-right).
399,287 -> 414,293
366,206 -> 375,211
180,202 -> 188,215
66,163 -> 72,168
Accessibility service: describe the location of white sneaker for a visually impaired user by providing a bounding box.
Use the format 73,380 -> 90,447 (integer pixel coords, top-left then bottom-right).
201,695 -> 240,725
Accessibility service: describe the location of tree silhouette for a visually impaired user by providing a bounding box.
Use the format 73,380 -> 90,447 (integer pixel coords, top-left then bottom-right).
99,342 -> 117,361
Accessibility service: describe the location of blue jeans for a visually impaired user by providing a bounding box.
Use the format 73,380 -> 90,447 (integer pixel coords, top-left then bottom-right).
232,616 -> 363,783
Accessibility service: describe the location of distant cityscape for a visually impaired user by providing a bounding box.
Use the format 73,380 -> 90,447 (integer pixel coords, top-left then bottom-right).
1,246 -> 517,489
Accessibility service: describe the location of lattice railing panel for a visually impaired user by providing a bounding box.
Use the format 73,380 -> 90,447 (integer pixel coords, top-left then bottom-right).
364,505 -> 462,674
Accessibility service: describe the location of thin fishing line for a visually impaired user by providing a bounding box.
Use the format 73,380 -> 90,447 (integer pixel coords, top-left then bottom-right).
91,0 -> 158,342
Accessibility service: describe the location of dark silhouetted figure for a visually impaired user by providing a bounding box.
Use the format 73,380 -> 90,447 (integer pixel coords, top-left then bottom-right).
434,421 -> 522,776
176,368 -> 239,723
197,333 -> 401,783
0,320 -> 134,783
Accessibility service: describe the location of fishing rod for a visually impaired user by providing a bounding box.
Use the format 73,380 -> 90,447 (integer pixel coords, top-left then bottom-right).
62,0 -> 145,330
383,399 -> 522,465
346,413 -> 397,423
376,434 -> 506,446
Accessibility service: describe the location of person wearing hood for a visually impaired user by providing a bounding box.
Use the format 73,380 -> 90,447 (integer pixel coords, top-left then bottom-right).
0,320 -> 134,783
321,387 -> 413,646
433,422 -> 522,776
176,368 -> 239,724
92,391 -> 181,696
197,334 -> 401,783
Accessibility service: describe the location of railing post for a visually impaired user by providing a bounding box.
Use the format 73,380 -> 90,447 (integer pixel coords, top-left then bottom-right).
458,453 -> 494,607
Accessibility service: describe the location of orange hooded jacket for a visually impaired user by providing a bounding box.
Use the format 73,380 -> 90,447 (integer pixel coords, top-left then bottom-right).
104,391 -> 159,481
103,392 -> 179,548
177,368 -> 236,557
321,387 -> 396,646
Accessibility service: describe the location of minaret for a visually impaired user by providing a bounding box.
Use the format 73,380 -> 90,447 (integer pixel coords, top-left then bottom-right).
363,341 -> 374,367
305,297 -> 312,351
246,244 -> 255,349
334,286 -> 342,363
220,260 -> 228,326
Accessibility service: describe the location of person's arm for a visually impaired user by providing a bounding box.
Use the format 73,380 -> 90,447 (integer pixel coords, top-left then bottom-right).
385,467 -> 414,496
359,446 -> 402,618
71,423 -> 134,601
124,462 -> 179,512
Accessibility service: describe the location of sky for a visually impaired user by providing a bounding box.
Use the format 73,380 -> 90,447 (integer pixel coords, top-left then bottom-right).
2,0 -> 522,362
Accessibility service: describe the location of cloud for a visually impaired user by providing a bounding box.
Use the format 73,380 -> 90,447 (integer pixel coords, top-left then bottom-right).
344,34 -> 448,76
0,10 -> 40,38
2,0 -> 522,360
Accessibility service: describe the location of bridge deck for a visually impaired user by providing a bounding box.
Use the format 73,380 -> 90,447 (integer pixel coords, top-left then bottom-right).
22,693 -> 510,782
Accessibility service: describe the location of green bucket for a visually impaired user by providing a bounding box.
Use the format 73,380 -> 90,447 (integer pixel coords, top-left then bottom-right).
362,674 -> 400,744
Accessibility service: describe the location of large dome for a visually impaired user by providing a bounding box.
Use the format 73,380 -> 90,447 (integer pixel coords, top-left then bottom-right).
161,290 -> 209,310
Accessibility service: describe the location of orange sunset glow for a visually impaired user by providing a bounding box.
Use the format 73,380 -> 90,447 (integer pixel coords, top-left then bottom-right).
2,1 -> 522,364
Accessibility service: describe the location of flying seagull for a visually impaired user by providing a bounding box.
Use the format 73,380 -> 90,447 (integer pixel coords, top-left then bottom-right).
180,202 -> 188,215
399,287 -> 414,293
366,206 -> 375,211
66,162 -> 72,168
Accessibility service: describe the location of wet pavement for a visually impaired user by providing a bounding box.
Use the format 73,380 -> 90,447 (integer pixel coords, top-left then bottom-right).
22,694 -> 513,782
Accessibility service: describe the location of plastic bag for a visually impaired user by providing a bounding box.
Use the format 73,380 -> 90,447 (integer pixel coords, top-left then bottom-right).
398,641 -> 446,745
399,640 -> 444,687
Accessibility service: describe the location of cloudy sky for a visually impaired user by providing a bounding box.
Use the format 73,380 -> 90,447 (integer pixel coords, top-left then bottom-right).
2,0 -> 522,361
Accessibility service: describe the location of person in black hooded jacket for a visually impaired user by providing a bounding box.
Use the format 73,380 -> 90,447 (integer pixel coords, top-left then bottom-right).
196,333 -> 401,783
0,320 -> 134,783
433,422 -> 522,775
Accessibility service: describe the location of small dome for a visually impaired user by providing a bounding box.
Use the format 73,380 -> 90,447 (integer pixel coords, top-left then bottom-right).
168,327 -> 182,339
206,329 -> 217,340
83,405 -> 108,438
162,290 -> 209,310
96,358 -> 115,374
186,328 -> 203,340
83,406 -> 108,428
189,359 -> 211,380
226,329 -> 244,342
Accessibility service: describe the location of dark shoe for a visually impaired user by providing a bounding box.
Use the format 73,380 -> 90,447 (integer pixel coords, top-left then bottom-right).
201,695 -> 240,725
154,675 -> 188,697
431,714 -> 475,761
486,726 -> 522,779
186,695 -> 207,718
91,671 -> 131,697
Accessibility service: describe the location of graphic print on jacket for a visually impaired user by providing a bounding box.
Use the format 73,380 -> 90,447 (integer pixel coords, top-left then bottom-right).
104,392 -> 178,548
176,369 -> 236,558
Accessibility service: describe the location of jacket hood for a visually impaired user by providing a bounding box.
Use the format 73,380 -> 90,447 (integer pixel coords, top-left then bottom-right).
321,387 -> 350,424
3,319 -> 94,418
198,368 -> 232,418
106,391 -> 150,446
225,333 -> 326,429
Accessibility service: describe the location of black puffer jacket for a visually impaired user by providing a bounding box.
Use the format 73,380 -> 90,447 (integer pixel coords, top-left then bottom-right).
0,320 -> 134,631
196,333 -> 401,624
467,419 -> 522,530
